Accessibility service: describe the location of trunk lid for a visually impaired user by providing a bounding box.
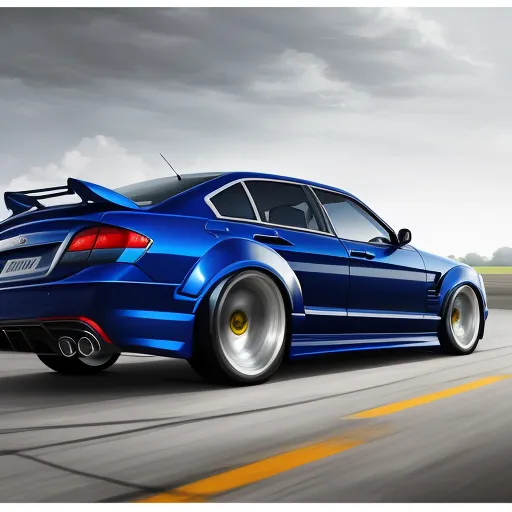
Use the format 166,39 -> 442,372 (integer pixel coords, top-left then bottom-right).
0,178 -> 141,287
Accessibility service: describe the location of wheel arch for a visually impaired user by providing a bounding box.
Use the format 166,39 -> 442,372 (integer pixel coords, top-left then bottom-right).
179,238 -> 301,360
438,266 -> 486,340
198,266 -> 294,356
177,237 -> 304,315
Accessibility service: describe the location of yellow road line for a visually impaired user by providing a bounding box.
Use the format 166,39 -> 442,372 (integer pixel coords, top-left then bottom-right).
137,375 -> 511,503
347,374 -> 511,420
137,428 -> 382,503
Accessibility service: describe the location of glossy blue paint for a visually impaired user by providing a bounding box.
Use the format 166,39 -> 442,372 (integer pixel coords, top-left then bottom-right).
437,264 -> 488,318
4,192 -> 43,216
125,338 -> 185,352
199,218 -> 350,315
178,235 -> 304,314
68,178 -> 141,210
101,211 -> 216,285
116,309 -> 194,322
292,339 -> 440,358
0,170 -> 488,365
341,239 -> 427,333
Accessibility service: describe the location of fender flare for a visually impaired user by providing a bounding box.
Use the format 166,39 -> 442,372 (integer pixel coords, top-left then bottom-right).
176,237 -> 304,315
437,265 -> 487,338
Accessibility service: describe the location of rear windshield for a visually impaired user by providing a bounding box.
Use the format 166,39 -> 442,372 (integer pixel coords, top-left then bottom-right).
115,173 -> 220,206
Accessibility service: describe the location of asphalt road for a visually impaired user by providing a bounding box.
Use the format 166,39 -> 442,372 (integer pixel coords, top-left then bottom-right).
0,282 -> 511,503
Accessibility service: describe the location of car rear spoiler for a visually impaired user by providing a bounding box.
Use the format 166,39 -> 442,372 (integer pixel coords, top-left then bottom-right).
4,178 -> 139,215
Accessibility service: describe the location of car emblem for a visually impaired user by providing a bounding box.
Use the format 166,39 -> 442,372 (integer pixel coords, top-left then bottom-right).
18,235 -> 27,245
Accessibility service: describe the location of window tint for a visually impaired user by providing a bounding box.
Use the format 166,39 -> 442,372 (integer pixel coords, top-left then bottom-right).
116,173 -> 220,206
245,181 -> 325,232
209,183 -> 256,220
314,189 -> 391,243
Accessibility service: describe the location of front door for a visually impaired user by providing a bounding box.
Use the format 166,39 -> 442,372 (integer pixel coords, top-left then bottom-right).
312,187 -> 429,335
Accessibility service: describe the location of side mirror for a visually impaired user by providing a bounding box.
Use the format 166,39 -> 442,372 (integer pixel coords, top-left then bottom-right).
397,228 -> 412,246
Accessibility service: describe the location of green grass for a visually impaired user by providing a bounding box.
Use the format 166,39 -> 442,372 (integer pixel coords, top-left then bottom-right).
472,266 -> 512,275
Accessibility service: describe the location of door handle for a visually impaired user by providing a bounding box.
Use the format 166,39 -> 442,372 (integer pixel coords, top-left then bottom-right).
350,250 -> 375,260
253,234 -> 293,247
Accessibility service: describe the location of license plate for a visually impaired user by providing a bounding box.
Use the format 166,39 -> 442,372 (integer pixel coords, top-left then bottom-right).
1,256 -> 41,277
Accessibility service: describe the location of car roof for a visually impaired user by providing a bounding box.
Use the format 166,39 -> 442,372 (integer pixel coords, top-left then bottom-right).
146,169 -> 395,237
203,171 -> 359,201
135,170 -> 357,200
201,171 -> 397,236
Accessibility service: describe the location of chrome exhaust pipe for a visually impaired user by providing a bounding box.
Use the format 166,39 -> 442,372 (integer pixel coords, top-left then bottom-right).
77,337 -> 94,357
58,336 -> 77,358
77,335 -> 101,357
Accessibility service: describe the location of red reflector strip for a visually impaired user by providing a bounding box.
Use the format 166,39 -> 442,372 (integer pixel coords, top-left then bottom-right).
77,316 -> 112,344
41,316 -> 112,344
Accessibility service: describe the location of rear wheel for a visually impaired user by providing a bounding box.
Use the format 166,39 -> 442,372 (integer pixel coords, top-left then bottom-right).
190,270 -> 287,385
37,353 -> 120,374
438,285 -> 481,355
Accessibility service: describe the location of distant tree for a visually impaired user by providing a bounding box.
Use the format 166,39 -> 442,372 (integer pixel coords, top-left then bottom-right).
490,247 -> 512,266
461,252 -> 487,266
447,254 -> 458,261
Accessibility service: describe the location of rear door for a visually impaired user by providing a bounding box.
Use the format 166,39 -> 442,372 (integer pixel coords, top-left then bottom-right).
311,187 -> 428,334
206,179 -> 351,333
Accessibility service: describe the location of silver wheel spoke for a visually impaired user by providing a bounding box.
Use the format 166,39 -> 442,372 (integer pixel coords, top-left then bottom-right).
213,271 -> 286,377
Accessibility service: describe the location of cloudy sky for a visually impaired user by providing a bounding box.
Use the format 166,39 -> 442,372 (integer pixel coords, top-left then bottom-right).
0,7 -> 510,258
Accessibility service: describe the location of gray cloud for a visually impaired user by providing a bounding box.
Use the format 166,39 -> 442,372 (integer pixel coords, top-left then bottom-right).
0,7 -> 510,257
0,8 -> 482,101
0,7 -> 489,179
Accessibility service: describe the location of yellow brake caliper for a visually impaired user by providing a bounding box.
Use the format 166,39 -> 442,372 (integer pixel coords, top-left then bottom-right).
230,310 -> 249,335
451,308 -> 461,325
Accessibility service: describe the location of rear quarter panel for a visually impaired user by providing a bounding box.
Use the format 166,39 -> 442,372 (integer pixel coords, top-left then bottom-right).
100,211 -> 218,286
101,211 -> 304,315
178,232 -> 304,315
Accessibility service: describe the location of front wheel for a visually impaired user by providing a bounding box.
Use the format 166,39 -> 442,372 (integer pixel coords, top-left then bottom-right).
38,353 -> 120,374
438,285 -> 481,355
190,270 -> 288,385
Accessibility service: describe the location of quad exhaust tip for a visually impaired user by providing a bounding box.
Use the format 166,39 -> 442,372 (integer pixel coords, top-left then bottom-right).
77,336 -> 100,357
58,334 -> 101,358
58,336 -> 77,358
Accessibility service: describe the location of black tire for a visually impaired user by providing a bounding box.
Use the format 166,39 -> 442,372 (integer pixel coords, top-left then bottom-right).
189,270 -> 288,386
37,353 -> 120,375
438,284 -> 481,355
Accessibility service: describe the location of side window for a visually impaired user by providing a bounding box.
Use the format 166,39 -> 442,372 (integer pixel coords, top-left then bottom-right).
314,188 -> 392,244
209,183 -> 256,220
245,180 -> 325,232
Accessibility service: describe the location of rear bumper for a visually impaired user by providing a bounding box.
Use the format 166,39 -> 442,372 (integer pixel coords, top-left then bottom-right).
0,318 -> 121,355
0,265 -> 197,358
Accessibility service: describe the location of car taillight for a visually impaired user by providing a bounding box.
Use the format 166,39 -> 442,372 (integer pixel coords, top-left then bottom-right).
94,227 -> 150,250
67,226 -> 150,252
68,227 -> 99,252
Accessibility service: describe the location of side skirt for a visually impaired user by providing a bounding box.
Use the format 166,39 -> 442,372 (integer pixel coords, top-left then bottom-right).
289,332 -> 440,358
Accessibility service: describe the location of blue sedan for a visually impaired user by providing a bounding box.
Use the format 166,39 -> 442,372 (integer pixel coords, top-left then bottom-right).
0,171 -> 488,385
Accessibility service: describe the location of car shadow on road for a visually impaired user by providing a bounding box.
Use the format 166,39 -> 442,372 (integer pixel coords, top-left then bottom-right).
0,356 -> 209,408
0,346 -> 445,410
276,346 -> 445,382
